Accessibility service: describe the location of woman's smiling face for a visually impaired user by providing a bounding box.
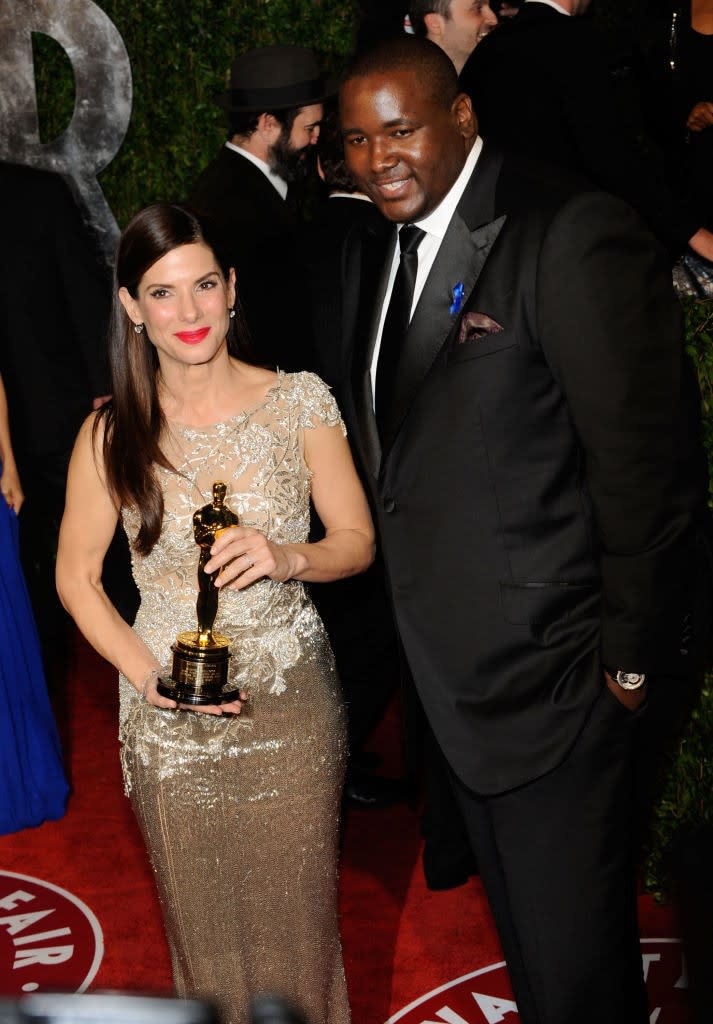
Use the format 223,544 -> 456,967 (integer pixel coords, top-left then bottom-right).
120,242 -> 236,369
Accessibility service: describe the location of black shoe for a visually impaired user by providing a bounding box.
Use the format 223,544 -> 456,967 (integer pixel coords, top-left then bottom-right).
343,773 -> 410,809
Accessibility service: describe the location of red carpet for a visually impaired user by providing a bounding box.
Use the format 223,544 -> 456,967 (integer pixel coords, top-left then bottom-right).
0,633 -> 692,1022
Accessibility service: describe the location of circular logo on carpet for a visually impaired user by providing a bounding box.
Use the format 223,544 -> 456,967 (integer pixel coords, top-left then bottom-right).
0,870 -> 103,996
386,939 -> 688,1023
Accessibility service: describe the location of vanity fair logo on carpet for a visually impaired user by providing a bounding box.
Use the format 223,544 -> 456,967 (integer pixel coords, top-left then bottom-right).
386,940 -> 689,1024
0,870 -> 103,995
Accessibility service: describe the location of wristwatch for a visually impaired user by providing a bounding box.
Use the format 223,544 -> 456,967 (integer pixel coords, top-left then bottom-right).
613,670 -> 647,690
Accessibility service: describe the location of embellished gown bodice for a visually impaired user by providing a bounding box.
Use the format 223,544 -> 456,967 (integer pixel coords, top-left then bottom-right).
119,369 -> 345,717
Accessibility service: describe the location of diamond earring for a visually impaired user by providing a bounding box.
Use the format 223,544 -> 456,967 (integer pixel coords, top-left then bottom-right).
229,308 -> 236,319
134,322 -> 144,334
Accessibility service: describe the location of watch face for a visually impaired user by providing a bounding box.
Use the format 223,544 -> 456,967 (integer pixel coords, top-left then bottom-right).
616,671 -> 646,690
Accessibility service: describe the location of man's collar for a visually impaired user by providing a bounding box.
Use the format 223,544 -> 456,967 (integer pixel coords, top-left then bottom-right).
224,141 -> 288,199
329,191 -> 373,202
525,0 -> 571,14
412,136 -> 483,239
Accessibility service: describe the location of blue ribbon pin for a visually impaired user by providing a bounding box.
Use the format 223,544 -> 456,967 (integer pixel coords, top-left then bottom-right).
449,281 -> 465,316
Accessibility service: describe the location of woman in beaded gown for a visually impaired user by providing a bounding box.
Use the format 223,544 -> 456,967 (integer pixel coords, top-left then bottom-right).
56,203 -> 374,1024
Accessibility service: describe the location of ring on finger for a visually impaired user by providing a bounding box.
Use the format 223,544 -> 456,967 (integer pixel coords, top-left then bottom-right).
244,554 -> 254,569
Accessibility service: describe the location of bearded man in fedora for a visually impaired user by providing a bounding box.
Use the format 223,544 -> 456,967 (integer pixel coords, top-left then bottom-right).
188,45 -> 331,370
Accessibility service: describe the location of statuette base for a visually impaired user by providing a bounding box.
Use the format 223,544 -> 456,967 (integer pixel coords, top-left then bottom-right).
157,631 -> 237,705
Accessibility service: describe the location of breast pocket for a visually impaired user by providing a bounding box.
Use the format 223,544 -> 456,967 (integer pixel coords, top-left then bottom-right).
448,330 -> 517,364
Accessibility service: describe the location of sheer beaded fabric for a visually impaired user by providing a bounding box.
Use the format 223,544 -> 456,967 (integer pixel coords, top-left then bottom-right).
118,371 -> 350,1024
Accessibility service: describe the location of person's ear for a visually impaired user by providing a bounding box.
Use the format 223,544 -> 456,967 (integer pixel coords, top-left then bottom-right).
424,12 -> 445,41
257,112 -> 282,144
118,286 -> 142,328
227,268 -> 236,310
452,92 -> 478,140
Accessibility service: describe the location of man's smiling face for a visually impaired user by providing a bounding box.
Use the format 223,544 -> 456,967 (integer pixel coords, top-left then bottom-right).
340,68 -> 476,223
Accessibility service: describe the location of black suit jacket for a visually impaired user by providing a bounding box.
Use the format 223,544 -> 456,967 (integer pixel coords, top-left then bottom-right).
187,146 -> 313,371
338,142 -> 709,795
305,194 -> 388,386
459,0 -> 699,255
0,162 -> 110,476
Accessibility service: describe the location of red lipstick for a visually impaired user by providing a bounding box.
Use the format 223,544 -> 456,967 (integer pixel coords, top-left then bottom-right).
175,327 -> 210,344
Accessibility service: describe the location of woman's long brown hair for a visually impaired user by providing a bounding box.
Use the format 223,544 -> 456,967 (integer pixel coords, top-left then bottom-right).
95,203 -> 252,555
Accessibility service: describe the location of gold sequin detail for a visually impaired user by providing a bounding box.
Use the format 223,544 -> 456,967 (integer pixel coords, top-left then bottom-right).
118,372 -> 350,1023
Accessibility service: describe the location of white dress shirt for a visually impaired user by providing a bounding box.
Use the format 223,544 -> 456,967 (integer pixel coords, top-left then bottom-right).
370,136 -> 484,400
329,191 -> 373,203
525,0 -> 571,15
224,141 -> 288,199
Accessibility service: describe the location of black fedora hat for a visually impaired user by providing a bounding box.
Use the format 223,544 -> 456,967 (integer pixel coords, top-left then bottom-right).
216,45 -> 335,113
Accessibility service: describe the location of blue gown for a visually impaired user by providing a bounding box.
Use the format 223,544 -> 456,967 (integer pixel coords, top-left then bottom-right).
0,492 -> 69,834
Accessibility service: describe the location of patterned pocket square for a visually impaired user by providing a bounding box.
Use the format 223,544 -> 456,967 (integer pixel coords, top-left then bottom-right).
458,311 -> 504,343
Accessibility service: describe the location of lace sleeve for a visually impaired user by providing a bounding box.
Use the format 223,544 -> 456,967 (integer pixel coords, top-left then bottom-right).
292,372 -> 347,436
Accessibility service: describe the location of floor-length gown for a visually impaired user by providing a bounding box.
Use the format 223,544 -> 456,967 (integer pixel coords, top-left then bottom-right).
0,486 -> 69,835
118,372 -> 350,1024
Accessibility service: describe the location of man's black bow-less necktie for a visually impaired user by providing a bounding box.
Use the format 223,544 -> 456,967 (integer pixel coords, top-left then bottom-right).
375,224 -> 426,435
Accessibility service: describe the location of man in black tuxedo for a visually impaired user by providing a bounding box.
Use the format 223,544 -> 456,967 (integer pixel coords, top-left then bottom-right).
458,0 -> 713,262
337,36 -> 711,1024
188,46 -> 331,371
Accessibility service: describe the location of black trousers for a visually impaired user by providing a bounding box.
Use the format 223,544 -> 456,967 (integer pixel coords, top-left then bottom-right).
448,685 -> 649,1024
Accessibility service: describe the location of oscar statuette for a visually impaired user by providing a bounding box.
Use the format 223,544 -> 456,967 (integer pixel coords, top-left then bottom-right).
157,481 -> 241,705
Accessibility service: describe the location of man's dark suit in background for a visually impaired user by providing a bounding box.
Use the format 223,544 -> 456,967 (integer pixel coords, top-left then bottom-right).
338,37 -> 711,1024
0,162 -> 137,651
459,0 -> 711,259
188,46 -> 332,372
305,193 -> 385,386
305,177 -> 407,804
189,146 -> 309,370
0,164 -> 110,483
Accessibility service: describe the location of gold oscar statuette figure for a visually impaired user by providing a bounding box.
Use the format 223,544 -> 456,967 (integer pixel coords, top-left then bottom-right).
157,481 -> 241,705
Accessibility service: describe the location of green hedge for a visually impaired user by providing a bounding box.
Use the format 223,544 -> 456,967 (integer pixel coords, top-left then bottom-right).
35,1 -> 356,227
32,1 -> 712,895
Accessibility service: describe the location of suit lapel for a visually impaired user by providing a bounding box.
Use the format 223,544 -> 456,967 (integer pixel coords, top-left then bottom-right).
379,145 -> 507,459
